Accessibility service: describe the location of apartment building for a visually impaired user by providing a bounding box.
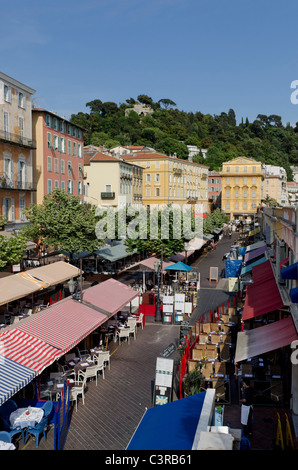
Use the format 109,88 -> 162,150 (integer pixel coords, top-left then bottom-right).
121,151 -> 209,213
0,72 -> 36,229
32,109 -> 85,204
208,170 -> 222,210
83,149 -> 143,209
221,156 -> 264,221
287,182 -> 298,206
262,164 -> 288,205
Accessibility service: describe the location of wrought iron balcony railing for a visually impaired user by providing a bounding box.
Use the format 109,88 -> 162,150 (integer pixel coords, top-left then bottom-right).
0,130 -> 36,149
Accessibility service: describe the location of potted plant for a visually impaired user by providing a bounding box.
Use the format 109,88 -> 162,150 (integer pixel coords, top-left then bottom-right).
183,362 -> 204,397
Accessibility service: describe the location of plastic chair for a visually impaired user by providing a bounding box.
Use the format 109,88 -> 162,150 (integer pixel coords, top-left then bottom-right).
68,371 -> 87,412
85,364 -> 98,386
41,401 -> 54,420
0,431 -> 11,443
114,328 -> 130,344
25,417 -> 49,448
0,399 -> 18,421
0,415 -> 26,445
94,355 -> 105,379
136,313 -> 144,329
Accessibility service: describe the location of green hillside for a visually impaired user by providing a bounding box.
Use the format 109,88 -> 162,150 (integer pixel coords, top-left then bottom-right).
70,95 -> 298,180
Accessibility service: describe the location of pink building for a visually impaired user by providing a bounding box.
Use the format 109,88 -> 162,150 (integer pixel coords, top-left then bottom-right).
32,109 -> 85,204
208,171 -> 222,209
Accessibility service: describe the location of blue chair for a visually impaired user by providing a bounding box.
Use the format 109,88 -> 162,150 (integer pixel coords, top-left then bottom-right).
0,399 -> 18,421
0,416 -> 26,445
0,431 -> 12,443
25,417 -> 49,448
41,401 -> 54,420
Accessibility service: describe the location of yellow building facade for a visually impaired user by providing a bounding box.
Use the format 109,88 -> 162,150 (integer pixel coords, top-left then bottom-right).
221,157 -> 264,221
122,152 -> 209,213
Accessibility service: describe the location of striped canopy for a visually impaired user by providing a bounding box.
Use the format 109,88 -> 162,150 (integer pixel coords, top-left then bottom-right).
0,329 -> 61,373
0,356 -> 37,406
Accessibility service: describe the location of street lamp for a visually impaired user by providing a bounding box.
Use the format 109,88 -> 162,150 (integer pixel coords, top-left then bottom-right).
154,260 -> 162,322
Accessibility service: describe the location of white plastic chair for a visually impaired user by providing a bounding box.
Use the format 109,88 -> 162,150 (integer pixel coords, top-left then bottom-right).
114,328 -> 130,345
85,364 -> 98,386
127,324 -> 136,340
68,370 -> 87,411
136,313 -> 144,329
94,355 -> 105,379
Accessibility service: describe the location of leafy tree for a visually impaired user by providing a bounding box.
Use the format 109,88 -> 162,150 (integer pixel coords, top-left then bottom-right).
137,94 -> 154,107
0,234 -> 27,270
158,98 -> 177,110
21,190 -> 102,258
86,99 -> 103,113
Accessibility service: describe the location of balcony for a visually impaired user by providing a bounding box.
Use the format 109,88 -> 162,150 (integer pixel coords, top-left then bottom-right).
101,192 -> 115,199
0,175 -> 36,191
173,168 -> 182,175
187,196 -> 198,202
0,130 -> 36,149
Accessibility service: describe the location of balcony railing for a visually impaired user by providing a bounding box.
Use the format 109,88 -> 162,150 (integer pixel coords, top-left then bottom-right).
0,175 -> 36,191
0,130 -> 36,149
173,168 -> 182,174
101,192 -> 115,199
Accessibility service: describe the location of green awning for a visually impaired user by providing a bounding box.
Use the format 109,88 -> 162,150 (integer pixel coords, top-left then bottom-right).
94,243 -> 137,262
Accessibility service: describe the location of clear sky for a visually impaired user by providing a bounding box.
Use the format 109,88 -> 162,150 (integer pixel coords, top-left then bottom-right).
2,0 -> 298,126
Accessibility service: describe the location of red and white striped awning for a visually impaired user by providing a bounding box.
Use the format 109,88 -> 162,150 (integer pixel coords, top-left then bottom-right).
16,297 -> 108,353
0,329 -> 61,373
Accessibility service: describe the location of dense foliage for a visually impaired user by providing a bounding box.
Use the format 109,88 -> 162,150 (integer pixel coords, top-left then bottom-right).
21,190 -> 102,257
70,96 -> 297,180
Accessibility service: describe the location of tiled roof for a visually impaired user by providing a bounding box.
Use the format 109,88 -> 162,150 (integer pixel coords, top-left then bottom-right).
84,151 -> 120,164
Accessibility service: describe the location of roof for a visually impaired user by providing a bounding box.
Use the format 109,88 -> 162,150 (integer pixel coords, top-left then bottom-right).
122,152 -> 209,168
84,151 -> 120,164
32,108 -> 86,131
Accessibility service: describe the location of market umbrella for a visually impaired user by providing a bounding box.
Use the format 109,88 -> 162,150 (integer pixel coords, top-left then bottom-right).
163,261 -> 194,272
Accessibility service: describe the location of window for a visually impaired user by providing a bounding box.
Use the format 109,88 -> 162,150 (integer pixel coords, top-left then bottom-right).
3,85 -> 11,103
53,135 -> 58,150
68,161 -> 72,177
61,159 -> 65,174
78,181 -> 83,195
252,190 -> 256,198
61,181 -> 65,191
243,189 -> 247,198
18,117 -> 24,138
78,144 -> 82,158
244,166 -> 247,173
105,184 -> 112,192
156,161 -> 160,169
54,158 -> 59,173
47,156 -> 52,172
253,166 -> 256,173
4,157 -> 13,182
226,177 -> 230,184
155,173 -> 160,182
226,189 -> 230,197
73,142 -> 76,157
146,188 -> 150,197
60,120 -> 65,133
4,112 -> 9,138
155,187 -> 160,196
146,162 -> 150,168
67,179 -> 73,194
243,201 -> 247,209
59,137 -> 65,153
235,166 -> 239,172
48,179 -> 52,194
146,174 -> 151,183
235,190 -> 239,198
20,198 -> 26,221
2,198 -> 15,221
68,140 -> 71,155
243,177 -> 247,185
226,166 -> 230,172
235,177 -> 239,185
53,118 -> 58,130
226,201 -> 230,209
78,164 -> 82,178
18,92 -> 25,108
235,201 -> 239,209
45,115 -> 51,127
47,133 -> 52,149
252,177 -> 256,184
54,180 -> 59,189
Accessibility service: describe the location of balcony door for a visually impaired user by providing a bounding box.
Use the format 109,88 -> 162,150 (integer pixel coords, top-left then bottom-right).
2,198 -> 15,222
18,160 -> 27,189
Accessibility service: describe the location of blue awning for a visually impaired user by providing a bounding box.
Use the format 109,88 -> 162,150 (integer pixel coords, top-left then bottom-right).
281,262 -> 298,280
290,286 -> 298,303
0,356 -> 37,406
127,392 -> 206,450
240,256 -> 267,276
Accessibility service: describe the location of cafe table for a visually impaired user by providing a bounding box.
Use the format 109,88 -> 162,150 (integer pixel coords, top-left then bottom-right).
9,407 -> 44,429
73,359 -> 95,373
0,440 -> 16,450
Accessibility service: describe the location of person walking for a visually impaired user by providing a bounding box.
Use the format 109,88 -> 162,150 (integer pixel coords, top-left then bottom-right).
240,378 -> 254,437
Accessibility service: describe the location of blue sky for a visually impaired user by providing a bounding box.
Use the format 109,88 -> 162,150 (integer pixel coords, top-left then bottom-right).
2,0 -> 298,125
